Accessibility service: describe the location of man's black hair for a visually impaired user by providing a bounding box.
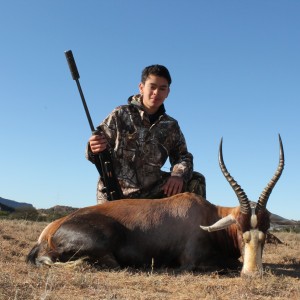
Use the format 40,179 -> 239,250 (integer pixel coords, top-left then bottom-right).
141,65 -> 172,86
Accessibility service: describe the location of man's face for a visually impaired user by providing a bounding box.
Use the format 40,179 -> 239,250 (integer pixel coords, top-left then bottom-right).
139,75 -> 170,114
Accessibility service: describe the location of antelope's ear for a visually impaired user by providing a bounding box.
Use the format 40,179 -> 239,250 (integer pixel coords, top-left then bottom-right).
200,214 -> 236,232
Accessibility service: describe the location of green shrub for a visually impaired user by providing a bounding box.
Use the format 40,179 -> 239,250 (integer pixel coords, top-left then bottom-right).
9,207 -> 39,221
0,210 -> 10,218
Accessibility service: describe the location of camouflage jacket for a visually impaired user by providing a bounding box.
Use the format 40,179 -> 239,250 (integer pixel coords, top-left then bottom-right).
86,94 -> 193,201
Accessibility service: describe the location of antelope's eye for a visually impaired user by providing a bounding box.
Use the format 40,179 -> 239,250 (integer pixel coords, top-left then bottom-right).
258,232 -> 265,242
243,231 -> 251,243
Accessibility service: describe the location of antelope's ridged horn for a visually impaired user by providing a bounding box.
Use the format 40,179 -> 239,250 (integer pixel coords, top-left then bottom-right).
256,134 -> 285,213
219,138 -> 251,214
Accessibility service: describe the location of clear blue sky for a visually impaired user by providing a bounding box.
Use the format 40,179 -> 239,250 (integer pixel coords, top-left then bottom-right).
1,1 -> 299,220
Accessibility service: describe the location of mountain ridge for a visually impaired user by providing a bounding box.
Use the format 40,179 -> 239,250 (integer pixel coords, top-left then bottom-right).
0,196 -> 33,209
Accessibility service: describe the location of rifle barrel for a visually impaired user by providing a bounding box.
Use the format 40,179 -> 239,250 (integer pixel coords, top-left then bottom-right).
65,50 -> 95,132
64,50 -> 123,200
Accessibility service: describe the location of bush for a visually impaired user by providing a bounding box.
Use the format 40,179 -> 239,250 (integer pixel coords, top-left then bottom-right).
9,207 -> 39,221
0,210 -> 10,218
271,226 -> 300,234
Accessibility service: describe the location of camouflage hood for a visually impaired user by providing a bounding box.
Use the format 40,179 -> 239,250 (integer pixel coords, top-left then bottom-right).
128,94 -> 166,117
128,94 -> 144,108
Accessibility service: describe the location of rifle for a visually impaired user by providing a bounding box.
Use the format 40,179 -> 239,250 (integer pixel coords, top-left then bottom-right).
64,50 -> 123,201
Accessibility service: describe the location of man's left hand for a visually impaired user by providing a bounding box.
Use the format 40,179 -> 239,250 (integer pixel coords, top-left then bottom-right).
162,176 -> 184,197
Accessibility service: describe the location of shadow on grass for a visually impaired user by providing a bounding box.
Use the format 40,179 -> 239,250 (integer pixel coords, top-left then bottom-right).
264,263 -> 300,278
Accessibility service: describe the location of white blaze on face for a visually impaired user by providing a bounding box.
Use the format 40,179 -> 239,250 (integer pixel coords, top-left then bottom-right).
241,212 -> 265,276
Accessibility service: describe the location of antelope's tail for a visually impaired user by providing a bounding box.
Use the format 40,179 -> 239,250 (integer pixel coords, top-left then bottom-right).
26,243 -> 41,265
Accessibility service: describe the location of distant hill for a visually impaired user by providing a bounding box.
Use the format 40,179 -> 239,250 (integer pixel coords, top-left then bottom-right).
0,197 -> 78,221
0,197 -> 33,209
35,205 -> 78,222
0,202 -> 15,213
38,205 -> 78,215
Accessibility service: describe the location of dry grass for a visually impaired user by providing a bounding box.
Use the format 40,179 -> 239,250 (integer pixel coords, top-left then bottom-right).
0,219 -> 299,300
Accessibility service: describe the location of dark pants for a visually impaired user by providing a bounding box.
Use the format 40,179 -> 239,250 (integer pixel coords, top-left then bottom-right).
186,171 -> 206,198
130,171 -> 206,199
97,171 -> 206,204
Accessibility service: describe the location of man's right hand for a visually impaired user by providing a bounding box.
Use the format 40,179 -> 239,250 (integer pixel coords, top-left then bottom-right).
89,133 -> 108,154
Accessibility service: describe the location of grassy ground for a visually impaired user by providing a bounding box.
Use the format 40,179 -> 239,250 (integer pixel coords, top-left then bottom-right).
0,219 -> 299,300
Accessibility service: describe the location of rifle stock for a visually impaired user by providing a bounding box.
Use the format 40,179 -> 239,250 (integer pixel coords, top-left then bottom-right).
65,50 -> 123,201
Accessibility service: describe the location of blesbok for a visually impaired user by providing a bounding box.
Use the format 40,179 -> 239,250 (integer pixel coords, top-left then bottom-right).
27,135 -> 295,276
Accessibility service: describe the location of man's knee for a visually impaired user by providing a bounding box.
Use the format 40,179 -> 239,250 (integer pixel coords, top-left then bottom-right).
97,182 -> 108,204
186,172 -> 206,198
